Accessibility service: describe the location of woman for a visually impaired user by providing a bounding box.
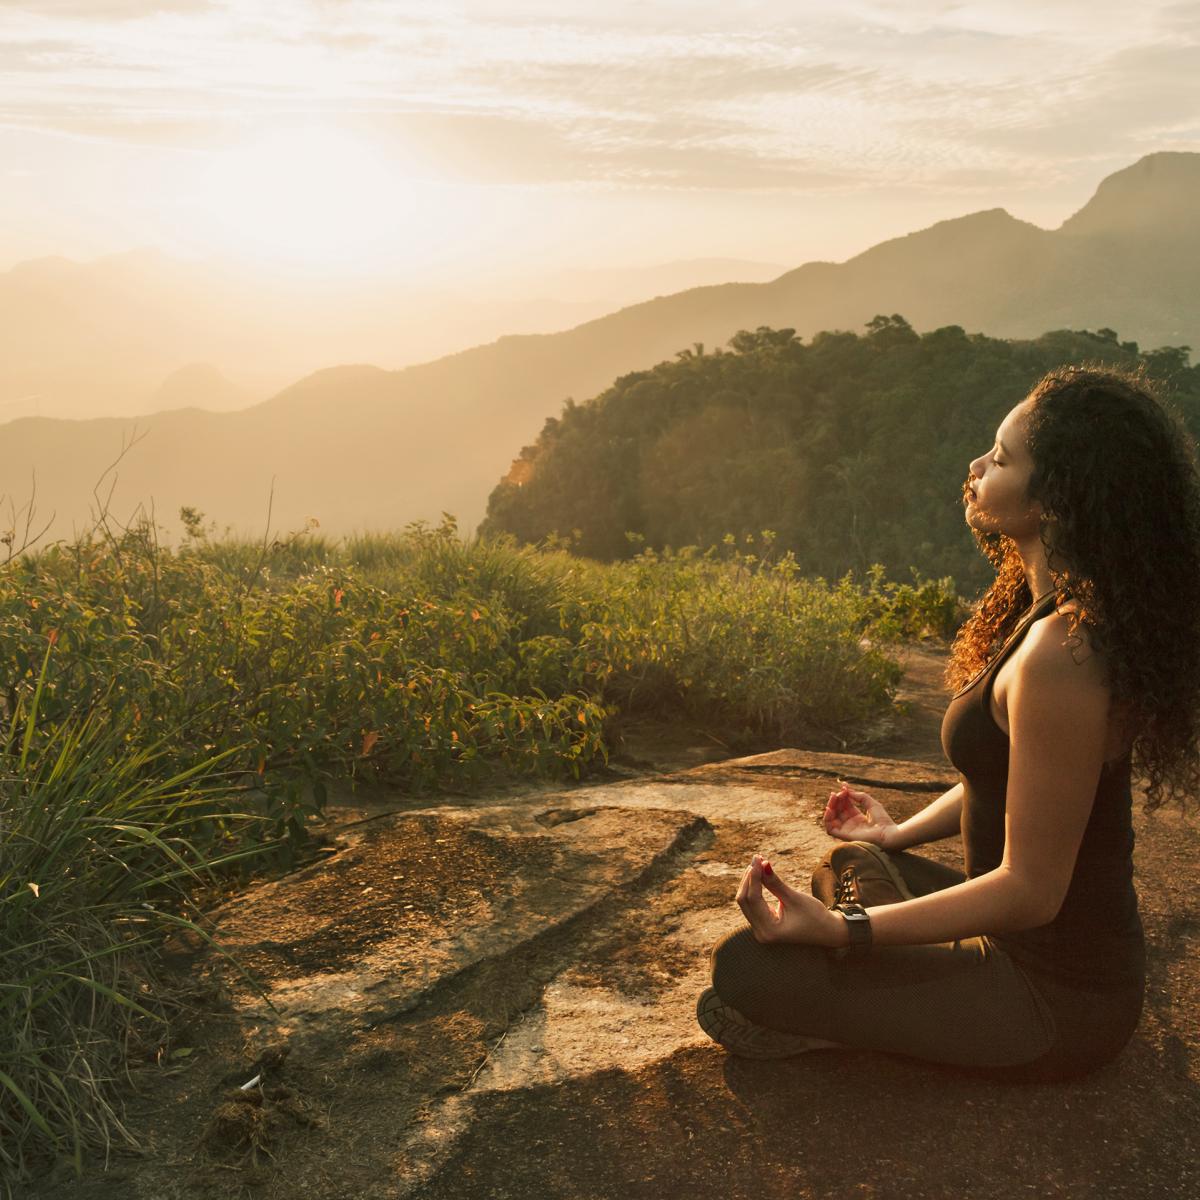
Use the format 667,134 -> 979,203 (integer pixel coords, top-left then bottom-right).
697,364 -> 1200,1081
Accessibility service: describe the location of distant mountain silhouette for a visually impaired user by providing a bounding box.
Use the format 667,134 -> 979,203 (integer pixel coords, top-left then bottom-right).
0,249 -> 285,420
538,257 -> 788,304
1,152 -> 1197,546
0,250 -> 785,421
148,363 -> 250,416
1058,152 -> 1200,239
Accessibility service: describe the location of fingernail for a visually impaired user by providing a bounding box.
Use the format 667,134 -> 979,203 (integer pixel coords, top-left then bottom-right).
763,862 -> 773,876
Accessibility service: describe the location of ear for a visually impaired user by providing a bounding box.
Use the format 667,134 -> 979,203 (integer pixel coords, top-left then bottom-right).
1036,505 -> 1058,530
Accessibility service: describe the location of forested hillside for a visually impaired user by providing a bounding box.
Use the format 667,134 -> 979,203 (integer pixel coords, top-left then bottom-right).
481,318 -> 1200,598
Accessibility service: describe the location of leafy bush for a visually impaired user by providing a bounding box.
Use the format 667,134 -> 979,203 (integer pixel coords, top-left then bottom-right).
562,538 -> 905,746
857,562 -> 969,642
2,518 -> 610,862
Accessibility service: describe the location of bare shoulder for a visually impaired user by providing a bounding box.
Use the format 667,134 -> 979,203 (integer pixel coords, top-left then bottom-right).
1021,603 -> 1110,691
1012,602 -> 1134,757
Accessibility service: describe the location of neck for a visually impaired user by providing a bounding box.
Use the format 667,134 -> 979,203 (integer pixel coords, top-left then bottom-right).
1012,533 -> 1056,603
1026,585 -> 1056,606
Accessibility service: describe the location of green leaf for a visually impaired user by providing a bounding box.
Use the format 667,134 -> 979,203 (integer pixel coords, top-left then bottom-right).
0,1068 -> 53,1137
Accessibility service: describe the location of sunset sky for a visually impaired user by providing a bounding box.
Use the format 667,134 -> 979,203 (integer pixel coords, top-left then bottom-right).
3,1 -> 1198,293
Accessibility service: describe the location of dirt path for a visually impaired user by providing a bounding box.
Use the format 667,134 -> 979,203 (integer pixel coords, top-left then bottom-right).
26,641 -> 1199,1200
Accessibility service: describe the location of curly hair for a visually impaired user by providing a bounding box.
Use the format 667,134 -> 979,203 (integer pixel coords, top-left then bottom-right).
943,363 -> 1200,815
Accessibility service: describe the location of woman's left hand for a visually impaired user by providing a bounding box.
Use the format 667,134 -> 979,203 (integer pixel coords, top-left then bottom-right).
737,854 -> 847,948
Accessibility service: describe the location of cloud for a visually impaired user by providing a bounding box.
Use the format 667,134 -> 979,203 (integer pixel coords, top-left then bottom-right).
893,39 -> 1200,173
7,1 -> 217,17
475,53 -> 885,113
0,0 -> 1196,198
343,109 -> 861,190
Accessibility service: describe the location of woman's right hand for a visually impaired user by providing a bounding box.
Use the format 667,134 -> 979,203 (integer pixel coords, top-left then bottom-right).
823,781 -> 900,849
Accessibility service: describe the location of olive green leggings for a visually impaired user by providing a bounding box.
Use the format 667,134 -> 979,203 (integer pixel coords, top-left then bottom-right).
707,846 -> 1144,1082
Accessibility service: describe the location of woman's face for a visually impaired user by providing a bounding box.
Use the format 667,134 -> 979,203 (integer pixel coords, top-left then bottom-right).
964,398 -> 1046,537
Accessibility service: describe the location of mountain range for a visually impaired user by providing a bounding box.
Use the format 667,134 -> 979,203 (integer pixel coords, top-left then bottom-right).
1,151 -> 1197,549
0,252 -> 786,422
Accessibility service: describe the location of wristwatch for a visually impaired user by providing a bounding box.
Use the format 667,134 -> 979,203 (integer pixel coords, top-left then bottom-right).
832,900 -> 873,956
831,867 -> 872,956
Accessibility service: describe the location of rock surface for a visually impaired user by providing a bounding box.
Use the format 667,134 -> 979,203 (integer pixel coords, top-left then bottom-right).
27,643 -> 1200,1200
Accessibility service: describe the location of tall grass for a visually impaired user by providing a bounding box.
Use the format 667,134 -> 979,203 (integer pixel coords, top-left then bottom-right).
0,641 -> 270,1177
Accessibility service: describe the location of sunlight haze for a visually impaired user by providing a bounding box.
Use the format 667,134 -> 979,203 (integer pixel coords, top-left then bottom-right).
0,0 -> 1198,537
4,0 -> 1198,288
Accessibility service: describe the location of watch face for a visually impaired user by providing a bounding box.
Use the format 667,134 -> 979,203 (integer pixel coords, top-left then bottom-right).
841,910 -> 870,923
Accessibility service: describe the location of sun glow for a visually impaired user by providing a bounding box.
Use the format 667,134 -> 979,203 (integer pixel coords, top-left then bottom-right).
184,124 -> 437,270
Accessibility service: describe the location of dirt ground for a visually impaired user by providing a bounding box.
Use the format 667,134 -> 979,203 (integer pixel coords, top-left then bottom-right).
24,640 -> 1200,1200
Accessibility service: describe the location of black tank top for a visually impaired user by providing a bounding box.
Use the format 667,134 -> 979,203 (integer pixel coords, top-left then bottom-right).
940,592 -> 1145,989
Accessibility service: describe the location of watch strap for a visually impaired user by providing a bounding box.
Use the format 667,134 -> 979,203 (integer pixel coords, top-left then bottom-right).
832,901 -> 873,956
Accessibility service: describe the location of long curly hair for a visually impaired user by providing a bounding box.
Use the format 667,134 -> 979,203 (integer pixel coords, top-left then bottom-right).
944,363 -> 1200,814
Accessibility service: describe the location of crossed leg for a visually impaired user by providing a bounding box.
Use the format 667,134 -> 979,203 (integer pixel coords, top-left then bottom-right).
703,843 -> 1058,1070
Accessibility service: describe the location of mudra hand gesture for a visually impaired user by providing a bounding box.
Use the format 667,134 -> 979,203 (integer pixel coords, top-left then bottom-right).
823,781 -> 899,849
736,854 -> 845,947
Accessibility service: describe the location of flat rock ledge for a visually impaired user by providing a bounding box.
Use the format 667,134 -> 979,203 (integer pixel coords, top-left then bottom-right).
30,749 -> 1200,1200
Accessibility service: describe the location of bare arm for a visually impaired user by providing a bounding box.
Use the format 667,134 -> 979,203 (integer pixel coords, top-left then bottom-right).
832,616 -> 1110,948
851,863 -> 1047,946
883,781 -> 964,851
823,779 -> 1040,944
